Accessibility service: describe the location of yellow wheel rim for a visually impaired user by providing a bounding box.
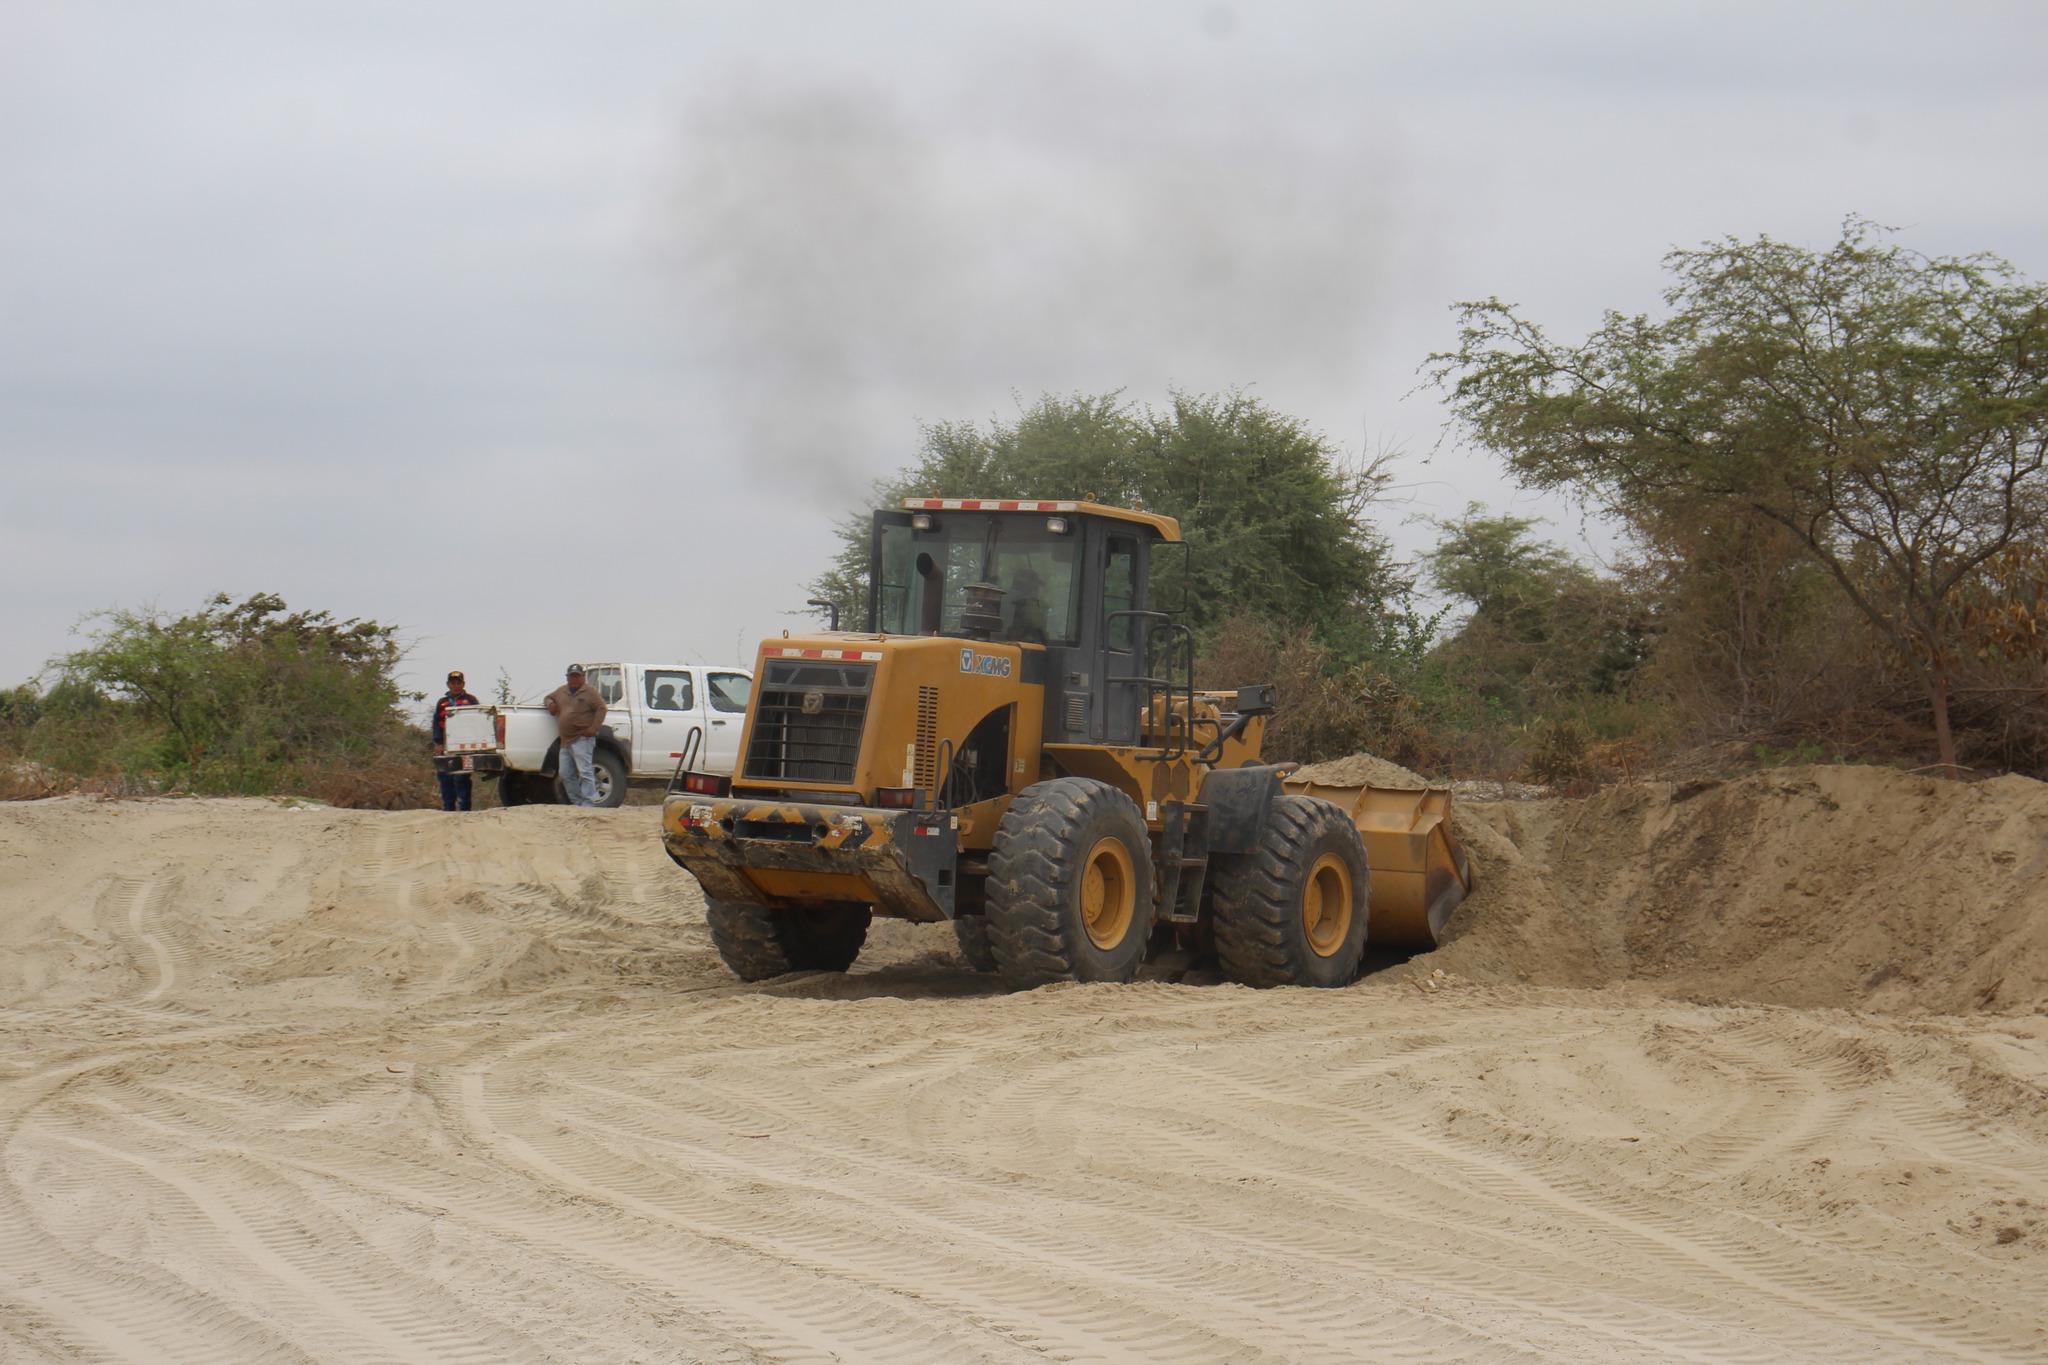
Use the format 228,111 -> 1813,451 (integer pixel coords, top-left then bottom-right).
1079,836 -> 1137,950
1302,853 -> 1353,958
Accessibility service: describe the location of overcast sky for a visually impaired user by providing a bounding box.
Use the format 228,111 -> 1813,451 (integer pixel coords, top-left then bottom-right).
4,1 -> 2046,711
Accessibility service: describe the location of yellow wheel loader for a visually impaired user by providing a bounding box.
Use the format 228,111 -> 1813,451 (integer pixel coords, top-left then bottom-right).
663,499 -> 1472,988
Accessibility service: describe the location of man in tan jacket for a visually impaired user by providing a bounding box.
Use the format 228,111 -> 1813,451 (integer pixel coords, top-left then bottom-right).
545,663 -> 609,806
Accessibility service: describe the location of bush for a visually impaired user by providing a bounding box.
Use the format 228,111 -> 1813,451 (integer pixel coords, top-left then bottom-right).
1195,615 -> 1424,766
16,592 -> 429,799
1525,718 -> 1593,786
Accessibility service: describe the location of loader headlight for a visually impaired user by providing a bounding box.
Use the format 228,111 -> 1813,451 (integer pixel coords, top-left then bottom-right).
911,513 -> 933,531
1046,516 -> 1070,534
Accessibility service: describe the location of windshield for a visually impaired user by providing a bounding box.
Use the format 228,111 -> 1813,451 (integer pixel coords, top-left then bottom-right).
876,515 -> 1082,645
707,672 -> 751,713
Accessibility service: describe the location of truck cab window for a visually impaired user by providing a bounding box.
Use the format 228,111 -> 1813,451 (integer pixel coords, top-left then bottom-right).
589,667 -> 624,705
645,670 -> 694,711
708,672 -> 751,713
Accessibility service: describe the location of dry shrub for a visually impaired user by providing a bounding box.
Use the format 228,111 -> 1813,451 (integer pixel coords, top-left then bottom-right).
1525,718 -> 1592,787
1195,616 -> 1423,767
304,758 -> 439,810
1,763 -> 164,802
1,761 -> 71,801
1585,738 -> 1648,782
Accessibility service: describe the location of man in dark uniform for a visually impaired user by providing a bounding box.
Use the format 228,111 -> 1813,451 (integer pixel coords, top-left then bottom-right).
431,670 -> 483,811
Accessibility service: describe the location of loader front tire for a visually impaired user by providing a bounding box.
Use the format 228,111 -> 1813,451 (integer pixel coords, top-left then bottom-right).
952,915 -> 999,972
705,899 -> 870,981
1211,795 -> 1369,989
986,778 -> 1153,988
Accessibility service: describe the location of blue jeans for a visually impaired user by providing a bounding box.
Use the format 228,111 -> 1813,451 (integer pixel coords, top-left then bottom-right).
437,770 -> 472,811
559,735 -> 600,806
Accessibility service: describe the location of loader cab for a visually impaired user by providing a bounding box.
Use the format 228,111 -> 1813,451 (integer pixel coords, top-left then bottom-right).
868,500 -> 1180,747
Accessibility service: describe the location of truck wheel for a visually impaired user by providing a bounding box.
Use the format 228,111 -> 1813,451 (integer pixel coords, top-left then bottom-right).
556,747 -> 629,807
497,773 -> 529,807
1210,795 -> 1370,989
705,899 -> 870,980
952,915 -> 999,972
985,777 -> 1153,987
591,747 -> 628,807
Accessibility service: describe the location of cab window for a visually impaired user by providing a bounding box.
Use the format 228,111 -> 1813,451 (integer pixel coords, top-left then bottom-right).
588,666 -> 625,705
1104,537 -> 1137,651
708,672 -> 752,713
877,515 -> 1082,645
644,670 -> 694,711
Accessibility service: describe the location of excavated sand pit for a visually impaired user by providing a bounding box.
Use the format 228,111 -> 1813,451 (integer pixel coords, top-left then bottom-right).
1436,765 -> 2048,1015
1,770 -> 2044,1362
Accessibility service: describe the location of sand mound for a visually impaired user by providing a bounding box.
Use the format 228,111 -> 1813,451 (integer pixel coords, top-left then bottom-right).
1292,751 -> 1429,788
0,797 -> 729,1010
1425,765 -> 2048,1014
5,793 -> 2048,1360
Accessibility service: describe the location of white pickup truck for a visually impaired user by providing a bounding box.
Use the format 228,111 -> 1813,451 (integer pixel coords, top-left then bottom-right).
437,662 -> 753,808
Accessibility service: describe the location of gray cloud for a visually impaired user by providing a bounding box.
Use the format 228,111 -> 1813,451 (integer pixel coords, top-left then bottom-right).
664,50 -> 1393,496
4,1 -> 2048,698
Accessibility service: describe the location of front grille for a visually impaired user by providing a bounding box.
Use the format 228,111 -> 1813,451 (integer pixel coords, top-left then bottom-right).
742,661 -> 873,784
913,686 -> 939,789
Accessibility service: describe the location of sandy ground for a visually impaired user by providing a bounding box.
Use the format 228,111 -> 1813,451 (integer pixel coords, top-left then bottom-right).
2,772 -> 2045,1363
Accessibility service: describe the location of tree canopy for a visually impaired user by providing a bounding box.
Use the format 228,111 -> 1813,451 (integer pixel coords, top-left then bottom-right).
810,390 -> 1426,660
1423,506 -> 1648,721
1431,220 -> 2048,772
43,592 -> 415,793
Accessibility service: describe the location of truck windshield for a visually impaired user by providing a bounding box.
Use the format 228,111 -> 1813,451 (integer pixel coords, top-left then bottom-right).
876,515 -> 1082,645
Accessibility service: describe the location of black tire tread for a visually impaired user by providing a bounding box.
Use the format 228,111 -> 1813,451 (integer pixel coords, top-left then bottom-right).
985,778 -> 1152,988
952,915 -> 999,972
705,899 -> 870,981
1210,794 -> 1369,989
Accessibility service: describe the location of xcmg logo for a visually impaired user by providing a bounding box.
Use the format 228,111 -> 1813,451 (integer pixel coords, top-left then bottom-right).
959,648 -> 1013,677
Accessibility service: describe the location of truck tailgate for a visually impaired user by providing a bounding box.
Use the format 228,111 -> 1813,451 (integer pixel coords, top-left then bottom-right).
444,707 -> 498,754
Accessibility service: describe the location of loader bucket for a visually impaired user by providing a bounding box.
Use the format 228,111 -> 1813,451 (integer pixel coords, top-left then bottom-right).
1280,781 -> 1474,950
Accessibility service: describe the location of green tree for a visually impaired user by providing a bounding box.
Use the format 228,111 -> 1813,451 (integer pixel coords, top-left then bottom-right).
1424,506 -> 1648,719
809,390 -> 1426,659
1426,506 -> 1578,631
47,592 -> 417,792
1431,221 -> 2048,773
0,683 -> 39,753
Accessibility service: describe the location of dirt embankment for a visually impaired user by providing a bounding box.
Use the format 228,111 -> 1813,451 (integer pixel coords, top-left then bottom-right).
1423,765 -> 2048,1015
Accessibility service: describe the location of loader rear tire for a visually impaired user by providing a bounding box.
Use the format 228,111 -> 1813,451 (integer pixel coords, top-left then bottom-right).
1210,795 -> 1369,989
986,778 -> 1153,988
705,899 -> 870,981
952,915 -> 999,972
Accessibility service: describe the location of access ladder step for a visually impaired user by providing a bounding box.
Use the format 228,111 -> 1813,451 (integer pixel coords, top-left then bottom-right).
1156,801 -> 1211,925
